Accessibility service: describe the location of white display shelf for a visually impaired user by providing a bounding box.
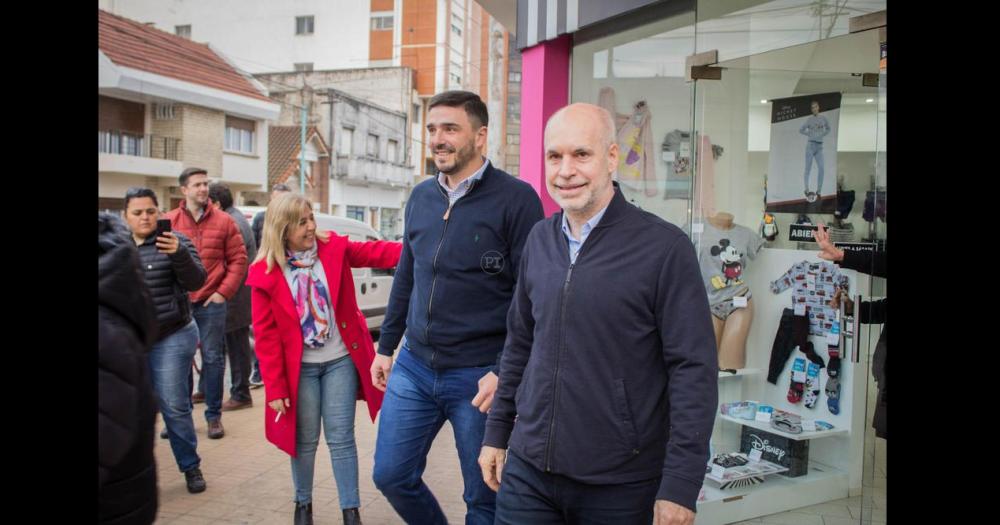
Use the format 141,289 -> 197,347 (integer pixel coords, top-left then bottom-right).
718,414 -> 848,441
717,368 -> 762,379
696,461 -> 848,525
704,454 -> 788,486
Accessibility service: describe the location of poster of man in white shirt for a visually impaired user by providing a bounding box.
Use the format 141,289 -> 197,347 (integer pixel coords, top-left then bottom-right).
766,92 -> 841,214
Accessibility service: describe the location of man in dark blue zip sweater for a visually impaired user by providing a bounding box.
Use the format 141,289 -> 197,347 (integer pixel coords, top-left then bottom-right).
370,91 -> 544,525
480,103 -> 718,525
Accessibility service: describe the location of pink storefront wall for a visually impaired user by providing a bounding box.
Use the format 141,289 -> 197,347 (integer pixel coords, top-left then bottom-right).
518,35 -> 571,217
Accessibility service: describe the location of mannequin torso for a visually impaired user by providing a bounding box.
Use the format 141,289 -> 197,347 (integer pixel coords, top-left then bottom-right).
707,212 -> 734,230
702,212 -> 755,369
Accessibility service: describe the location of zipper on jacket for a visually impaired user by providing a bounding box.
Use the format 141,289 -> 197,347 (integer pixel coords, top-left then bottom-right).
543,221 -> 605,472
426,198 -> 450,366
425,178 -> 478,367
544,260 -> 575,472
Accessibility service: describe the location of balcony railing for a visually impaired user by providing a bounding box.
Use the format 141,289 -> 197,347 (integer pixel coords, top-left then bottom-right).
335,155 -> 412,187
98,130 -> 181,160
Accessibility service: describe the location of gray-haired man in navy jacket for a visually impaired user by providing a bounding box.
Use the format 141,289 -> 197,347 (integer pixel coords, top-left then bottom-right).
480,103 -> 718,525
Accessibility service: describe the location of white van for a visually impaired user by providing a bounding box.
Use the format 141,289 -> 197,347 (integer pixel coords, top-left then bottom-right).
240,206 -> 396,336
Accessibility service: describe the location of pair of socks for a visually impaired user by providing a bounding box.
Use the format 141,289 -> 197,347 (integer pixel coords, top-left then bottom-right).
826,345 -> 842,414
787,342 -> 826,404
803,362 -> 823,408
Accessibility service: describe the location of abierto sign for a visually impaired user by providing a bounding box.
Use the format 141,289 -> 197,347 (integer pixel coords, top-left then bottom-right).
788,224 -> 819,243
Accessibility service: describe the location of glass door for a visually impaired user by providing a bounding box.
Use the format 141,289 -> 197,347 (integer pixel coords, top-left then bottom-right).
690,24 -> 886,523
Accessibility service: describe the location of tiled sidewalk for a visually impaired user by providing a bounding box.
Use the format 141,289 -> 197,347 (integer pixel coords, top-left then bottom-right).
152,388 -> 885,524
152,388 -> 467,524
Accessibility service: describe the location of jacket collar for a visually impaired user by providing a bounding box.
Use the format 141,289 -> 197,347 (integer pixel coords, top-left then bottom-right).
433,159 -> 496,200
176,200 -> 214,224
556,181 -> 631,232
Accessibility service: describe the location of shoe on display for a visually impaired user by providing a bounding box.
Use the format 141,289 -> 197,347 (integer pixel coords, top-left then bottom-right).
806,192 -> 818,203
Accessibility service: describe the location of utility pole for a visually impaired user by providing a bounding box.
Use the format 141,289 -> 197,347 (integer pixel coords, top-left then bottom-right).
299,76 -> 311,195
300,102 -> 307,194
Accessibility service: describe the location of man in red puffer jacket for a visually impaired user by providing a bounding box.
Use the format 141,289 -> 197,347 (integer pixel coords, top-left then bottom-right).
164,167 -> 248,440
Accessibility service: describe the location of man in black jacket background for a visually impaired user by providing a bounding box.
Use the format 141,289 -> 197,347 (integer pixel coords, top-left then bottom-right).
99,212 -> 159,524
480,103 -> 718,525
209,182 -> 257,412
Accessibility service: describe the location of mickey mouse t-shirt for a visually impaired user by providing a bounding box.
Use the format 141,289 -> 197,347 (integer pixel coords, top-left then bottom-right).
697,223 -> 765,306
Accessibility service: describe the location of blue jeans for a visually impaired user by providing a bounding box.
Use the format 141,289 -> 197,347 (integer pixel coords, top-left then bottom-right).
495,451 -> 659,525
191,300 -> 227,422
804,141 -> 825,193
291,355 -> 361,509
149,320 -> 201,472
373,346 -> 496,525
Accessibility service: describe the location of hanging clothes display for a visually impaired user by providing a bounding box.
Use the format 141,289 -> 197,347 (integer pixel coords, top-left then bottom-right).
661,129 -> 723,217
598,87 -> 658,197
662,129 -> 692,200
692,134 -> 717,219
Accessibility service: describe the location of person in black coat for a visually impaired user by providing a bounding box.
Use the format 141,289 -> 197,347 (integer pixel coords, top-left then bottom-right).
815,223 -> 887,439
122,187 -> 209,493
98,212 -> 159,524
209,182 -> 257,410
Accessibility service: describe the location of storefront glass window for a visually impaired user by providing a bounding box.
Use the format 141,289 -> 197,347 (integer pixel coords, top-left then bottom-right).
696,0 -> 886,63
571,3 -> 886,521
571,9 -> 698,228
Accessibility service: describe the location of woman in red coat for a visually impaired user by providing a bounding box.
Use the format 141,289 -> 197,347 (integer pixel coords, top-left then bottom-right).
246,193 -> 401,525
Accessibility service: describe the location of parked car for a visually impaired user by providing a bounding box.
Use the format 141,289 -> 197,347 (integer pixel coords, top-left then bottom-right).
240,206 -> 395,337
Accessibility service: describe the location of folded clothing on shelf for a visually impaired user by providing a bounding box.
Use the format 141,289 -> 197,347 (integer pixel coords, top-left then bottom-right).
720,401 -> 758,420
712,452 -> 750,469
826,224 -> 855,243
770,409 -> 803,434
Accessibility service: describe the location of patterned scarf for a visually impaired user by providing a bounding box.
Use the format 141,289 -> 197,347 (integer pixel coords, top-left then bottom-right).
286,246 -> 332,348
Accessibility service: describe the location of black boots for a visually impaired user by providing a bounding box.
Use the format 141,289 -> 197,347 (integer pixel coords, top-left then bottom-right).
293,502 -> 313,525
183,468 -> 206,494
292,502 -> 361,524
342,507 -> 362,525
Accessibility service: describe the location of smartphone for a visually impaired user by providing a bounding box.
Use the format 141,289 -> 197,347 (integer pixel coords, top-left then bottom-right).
155,219 -> 172,238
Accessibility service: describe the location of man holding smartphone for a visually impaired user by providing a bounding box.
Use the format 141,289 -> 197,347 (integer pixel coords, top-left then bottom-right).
123,187 -> 210,494
165,168 -> 248,440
